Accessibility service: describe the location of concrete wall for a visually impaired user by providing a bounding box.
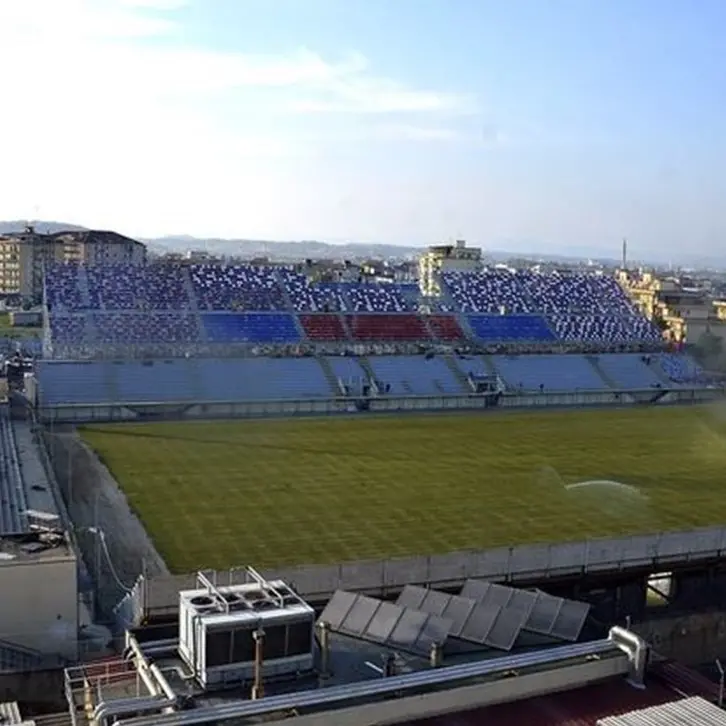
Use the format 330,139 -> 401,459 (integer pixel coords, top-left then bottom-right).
36,386 -> 721,424
0,557 -> 77,660
139,526 -> 726,616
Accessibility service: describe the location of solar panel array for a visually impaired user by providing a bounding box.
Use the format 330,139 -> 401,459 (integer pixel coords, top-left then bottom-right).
397,584 -> 524,651
460,580 -> 590,642
318,590 -> 453,656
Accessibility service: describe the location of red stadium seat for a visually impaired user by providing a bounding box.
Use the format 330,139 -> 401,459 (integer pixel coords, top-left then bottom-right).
427,314 -> 465,341
300,314 -> 347,341
346,314 -> 431,342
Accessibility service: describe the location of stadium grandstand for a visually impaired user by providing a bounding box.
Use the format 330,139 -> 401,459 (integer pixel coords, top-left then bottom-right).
35,261 -> 714,417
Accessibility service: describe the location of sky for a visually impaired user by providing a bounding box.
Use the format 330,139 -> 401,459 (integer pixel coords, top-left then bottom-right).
0,0 -> 725,259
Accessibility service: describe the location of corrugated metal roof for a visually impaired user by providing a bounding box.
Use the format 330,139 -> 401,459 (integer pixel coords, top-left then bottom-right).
402,678 -> 687,726
0,410 -> 29,536
598,696 -> 726,725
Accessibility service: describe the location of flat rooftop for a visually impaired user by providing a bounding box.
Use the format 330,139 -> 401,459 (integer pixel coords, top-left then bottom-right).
80,405 -> 726,572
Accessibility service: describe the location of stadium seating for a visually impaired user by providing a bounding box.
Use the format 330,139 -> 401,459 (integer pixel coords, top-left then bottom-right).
202,313 -> 301,344
427,315 -> 465,341
86,264 -> 189,310
346,314 -> 430,342
443,271 -> 532,314
367,355 -> 464,395
114,360 -> 201,402
324,356 -> 368,383
549,314 -> 661,344
594,354 -> 664,389
201,358 -> 332,400
36,361 -> 114,404
492,354 -> 606,391
467,314 -> 555,343
191,264 -> 287,311
45,264 -> 85,311
299,314 -> 348,341
658,353 -> 706,384
278,271 -> 350,312
93,312 -> 199,345
346,283 -> 411,312
49,315 -> 87,345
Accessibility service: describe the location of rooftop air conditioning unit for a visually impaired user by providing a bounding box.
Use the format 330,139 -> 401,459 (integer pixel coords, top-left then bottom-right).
178,569 -> 315,690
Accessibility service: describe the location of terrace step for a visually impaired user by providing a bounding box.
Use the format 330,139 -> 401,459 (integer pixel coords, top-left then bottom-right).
316,356 -> 341,396
585,354 -> 618,389
444,355 -> 471,392
181,268 -> 207,343
356,356 -> 378,386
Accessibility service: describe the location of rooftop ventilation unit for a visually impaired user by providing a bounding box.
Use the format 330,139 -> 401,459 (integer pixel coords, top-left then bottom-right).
178,569 -> 315,691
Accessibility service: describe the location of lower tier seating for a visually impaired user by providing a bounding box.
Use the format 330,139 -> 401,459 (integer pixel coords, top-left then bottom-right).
202,313 -> 300,344
658,353 -> 706,384
491,354 -> 605,391
299,314 -> 347,341
346,314 -> 430,342
468,314 -> 555,342
367,355 -> 464,395
594,354 -> 663,389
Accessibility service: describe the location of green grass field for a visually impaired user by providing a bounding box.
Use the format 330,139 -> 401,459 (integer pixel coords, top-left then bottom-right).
79,405 -> 726,573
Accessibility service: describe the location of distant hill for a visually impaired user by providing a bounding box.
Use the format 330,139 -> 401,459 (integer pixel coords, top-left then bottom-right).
0,220 -> 87,235
5,219 -> 711,268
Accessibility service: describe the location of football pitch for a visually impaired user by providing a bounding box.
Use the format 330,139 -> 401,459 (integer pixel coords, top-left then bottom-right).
79,405 -> 726,573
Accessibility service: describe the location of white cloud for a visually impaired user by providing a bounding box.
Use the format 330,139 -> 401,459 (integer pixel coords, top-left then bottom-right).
375,125 -> 462,142
0,0 -> 477,236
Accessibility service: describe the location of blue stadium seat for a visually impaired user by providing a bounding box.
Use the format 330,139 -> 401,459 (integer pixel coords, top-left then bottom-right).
367,355 -> 465,395
200,358 -> 332,400
324,356 -> 368,381
594,354 -> 663,389
36,361 -> 114,404
492,354 -> 605,391
658,353 -> 706,385
202,313 -> 301,344
467,315 -> 555,342
113,360 -> 200,402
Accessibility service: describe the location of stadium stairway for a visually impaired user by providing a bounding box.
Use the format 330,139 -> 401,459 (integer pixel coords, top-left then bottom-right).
480,355 -> 500,377
456,312 -> 476,343
316,356 -> 343,395
444,355 -> 472,391
356,356 -> 378,389
651,358 -> 676,386
420,315 -> 437,341
181,268 -> 202,313
585,354 -> 618,389
339,314 -> 354,340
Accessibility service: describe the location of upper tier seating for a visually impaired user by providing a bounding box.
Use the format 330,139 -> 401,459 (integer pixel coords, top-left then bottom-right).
191,264 -> 286,311
46,264 -> 84,311
521,271 -> 636,315
93,312 -> 199,345
86,264 -> 189,310
594,354 -> 663,388
443,271 -> 532,314
658,353 -> 706,384
427,315 -> 465,341
467,314 -> 555,343
278,270 -> 350,312
346,314 -> 430,342
345,283 -> 412,312
202,313 -> 300,344
492,354 -> 605,391
49,315 -> 87,345
299,314 -> 347,341
367,355 -> 464,395
549,314 -> 661,344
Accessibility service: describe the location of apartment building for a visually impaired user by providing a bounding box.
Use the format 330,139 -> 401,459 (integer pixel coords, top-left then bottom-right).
0,226 -> 146,300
